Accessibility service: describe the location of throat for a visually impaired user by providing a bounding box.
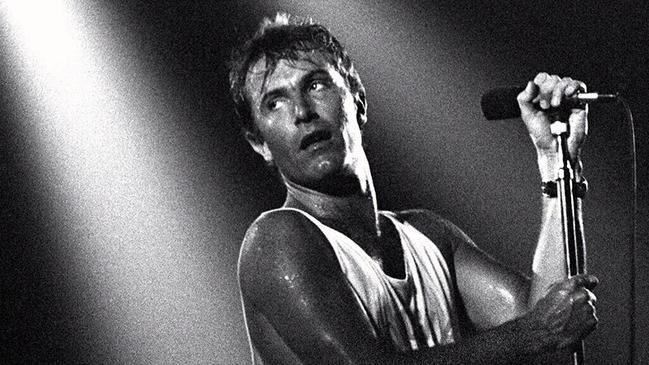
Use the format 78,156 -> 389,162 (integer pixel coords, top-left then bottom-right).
316,175 -> 360,196
282,178 -> 405,279
283,177 -> 378,232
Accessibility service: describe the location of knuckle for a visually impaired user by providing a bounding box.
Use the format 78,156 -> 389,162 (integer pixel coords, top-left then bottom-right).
578,80 -> 587,92
587,290 -> 597,303
573,274 -> 589,286
582,300 -> 594,312
577,288 -> 591,301
516,91 -> 528,102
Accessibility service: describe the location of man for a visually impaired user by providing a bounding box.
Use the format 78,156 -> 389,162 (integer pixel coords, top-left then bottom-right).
229,13 -> 597,364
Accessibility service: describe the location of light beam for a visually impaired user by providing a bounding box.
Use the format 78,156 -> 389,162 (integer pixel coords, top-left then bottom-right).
2,1 -> 237,362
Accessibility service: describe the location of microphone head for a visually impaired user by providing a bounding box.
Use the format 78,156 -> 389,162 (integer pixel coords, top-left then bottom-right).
480,87 -> 525,120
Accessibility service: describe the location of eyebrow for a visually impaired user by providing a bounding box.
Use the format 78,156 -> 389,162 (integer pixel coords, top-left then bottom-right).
259,69 -> 332,107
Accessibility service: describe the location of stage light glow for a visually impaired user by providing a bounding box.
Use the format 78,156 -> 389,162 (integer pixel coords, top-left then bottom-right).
2,1 -> 236,362
3,0 -> 80,63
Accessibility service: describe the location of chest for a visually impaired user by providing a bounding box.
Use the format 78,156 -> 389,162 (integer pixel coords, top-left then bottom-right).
331,218 -> 406,280
320,218 -> 460,350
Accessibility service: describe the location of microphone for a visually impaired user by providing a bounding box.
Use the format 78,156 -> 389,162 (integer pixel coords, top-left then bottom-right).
481,86 -> 618,120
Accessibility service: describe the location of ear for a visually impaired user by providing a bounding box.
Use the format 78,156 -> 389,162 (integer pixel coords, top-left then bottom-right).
244,131 -> 274,163
354,90 -> 367,127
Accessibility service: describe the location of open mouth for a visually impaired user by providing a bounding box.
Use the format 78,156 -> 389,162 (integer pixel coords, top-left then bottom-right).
300,130 -> 332,150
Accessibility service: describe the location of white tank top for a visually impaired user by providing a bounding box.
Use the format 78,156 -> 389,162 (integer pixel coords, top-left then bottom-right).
274,208 -> 460,352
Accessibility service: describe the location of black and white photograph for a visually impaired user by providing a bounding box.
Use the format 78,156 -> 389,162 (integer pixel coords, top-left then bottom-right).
1,1 -> 647,364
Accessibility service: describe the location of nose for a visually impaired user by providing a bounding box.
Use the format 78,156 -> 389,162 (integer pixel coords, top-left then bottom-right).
294,95 -> 319,125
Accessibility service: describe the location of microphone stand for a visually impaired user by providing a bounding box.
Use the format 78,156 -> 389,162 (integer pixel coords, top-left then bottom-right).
549,110 -> 587,365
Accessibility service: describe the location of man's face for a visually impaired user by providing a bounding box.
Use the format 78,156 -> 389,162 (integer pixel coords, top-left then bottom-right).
244,52 -> 365,190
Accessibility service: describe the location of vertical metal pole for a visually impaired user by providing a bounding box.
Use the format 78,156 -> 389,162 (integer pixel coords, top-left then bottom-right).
550,116 -> 586,365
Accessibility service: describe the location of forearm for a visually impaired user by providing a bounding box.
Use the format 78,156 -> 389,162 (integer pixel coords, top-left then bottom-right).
528,152 -> 584,308
386,316 -> 553,365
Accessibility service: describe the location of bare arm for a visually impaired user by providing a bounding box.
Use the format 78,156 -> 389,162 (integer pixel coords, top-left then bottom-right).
409,73 -> 596,341
447,173 -> 587,329
518,73 -> 589,307
239,209 -> 382,364
239,209 -> 595,364
453,73 -> 592,322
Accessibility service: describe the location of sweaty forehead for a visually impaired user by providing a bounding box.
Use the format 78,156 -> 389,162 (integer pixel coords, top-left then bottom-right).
244,52 -> 340,104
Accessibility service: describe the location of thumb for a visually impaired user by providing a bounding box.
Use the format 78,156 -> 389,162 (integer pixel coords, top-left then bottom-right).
517,81 -> 538,118
567,108 -> 588,159
563,274 -> 599,291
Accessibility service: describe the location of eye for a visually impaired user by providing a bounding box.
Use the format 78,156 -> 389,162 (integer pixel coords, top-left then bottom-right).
309,80 -> 327,92
266,98 -> 285,111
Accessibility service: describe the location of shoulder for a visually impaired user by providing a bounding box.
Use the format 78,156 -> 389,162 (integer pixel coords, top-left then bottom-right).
391,209 -> 476,254
238,209 -> 341,305
241,208 -> 327,255
238,210 -> 393,362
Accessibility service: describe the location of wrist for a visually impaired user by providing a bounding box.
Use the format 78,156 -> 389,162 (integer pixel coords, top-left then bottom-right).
536,151 -> 583,182
541,179 -> 588,199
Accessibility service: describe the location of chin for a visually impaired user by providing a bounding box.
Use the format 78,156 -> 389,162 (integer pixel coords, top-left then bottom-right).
312,151 -> 352,176
312,162 -> 364,194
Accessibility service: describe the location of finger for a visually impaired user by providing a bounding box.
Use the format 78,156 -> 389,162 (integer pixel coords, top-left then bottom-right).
531,72 -> 548,105
517,81 -> 538,117
570,287 -> 596,306
537,74 -> 560,109
564,79 -> 585,97
567,79 -> 588,159
585,288 -> 597,304
567,108 -> 588,158
563,298 -> 598,341
580,274 -> 599,290
551,77 -> 572,107
573,299 -> 598,334
533,72 -> 550,85
571,288 -> 588,305
588,301 -> 598,328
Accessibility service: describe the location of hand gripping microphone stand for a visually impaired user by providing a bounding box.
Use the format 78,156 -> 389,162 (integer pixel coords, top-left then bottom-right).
549,109 -> 586,365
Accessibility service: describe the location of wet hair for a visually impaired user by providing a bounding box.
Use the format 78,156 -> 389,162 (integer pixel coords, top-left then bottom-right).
228,13 -> 365,138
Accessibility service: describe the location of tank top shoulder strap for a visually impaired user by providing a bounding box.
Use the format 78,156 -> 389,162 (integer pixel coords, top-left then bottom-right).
261,207 -> 331,231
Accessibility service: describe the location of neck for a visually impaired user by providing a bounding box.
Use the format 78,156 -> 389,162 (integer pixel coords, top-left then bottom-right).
282,175 -> 379,235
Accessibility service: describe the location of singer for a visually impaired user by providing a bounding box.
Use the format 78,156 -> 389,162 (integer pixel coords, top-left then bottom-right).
229,14 -> 597,364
